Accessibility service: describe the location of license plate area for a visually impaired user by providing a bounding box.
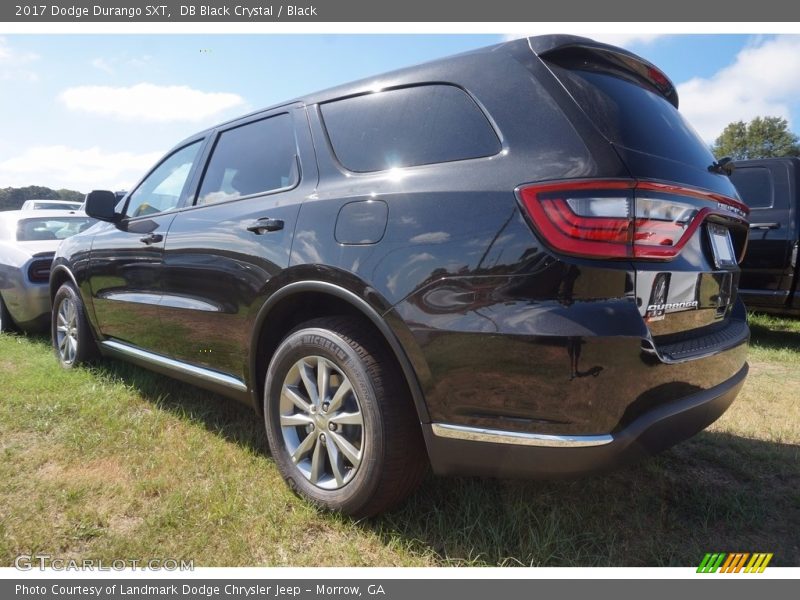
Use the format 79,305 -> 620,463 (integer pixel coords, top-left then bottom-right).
707,223 -> 737,269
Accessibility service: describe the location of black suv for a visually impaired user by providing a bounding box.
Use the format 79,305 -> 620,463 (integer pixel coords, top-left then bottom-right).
51,36 -> 751,517
730,157 -> 800,315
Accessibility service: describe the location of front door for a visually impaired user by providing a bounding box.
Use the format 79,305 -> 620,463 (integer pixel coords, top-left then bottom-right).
89,139 -> 205,348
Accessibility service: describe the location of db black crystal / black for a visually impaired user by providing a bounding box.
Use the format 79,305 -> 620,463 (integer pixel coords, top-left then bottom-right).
50,35 -> 751,517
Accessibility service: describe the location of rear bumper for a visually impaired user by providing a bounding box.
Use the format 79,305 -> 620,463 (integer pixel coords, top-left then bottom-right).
0,279 -> 50,331
424,362 -> 747,478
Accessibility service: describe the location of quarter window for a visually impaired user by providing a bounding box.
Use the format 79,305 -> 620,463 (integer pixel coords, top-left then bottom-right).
320,85 -> 501,172
197,113 -> 298,206
125,141 -> 202,219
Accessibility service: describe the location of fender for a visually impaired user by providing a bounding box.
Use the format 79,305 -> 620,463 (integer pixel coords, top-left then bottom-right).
49,263 -> 104,344
248,279 -> 431,423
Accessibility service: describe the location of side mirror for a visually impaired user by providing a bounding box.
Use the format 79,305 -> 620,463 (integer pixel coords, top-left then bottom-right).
84,190 -> 120,222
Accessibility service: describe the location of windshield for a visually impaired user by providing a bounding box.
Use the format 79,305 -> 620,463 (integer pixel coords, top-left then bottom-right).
16,216 -> 95,241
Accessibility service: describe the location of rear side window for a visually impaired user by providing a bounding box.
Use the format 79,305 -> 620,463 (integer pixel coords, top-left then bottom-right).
16,217 -> 95,241
197,113 -> 298,206
321,85 -> 501,172
547,58 -> 715,169
730,167 -> 773,209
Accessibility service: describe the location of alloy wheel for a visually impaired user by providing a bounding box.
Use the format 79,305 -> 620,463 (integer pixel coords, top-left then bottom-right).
279,356 -> 364,490
55,296 -> 79,365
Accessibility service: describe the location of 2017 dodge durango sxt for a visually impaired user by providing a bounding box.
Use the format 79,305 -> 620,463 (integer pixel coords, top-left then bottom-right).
50,36 -> 751,517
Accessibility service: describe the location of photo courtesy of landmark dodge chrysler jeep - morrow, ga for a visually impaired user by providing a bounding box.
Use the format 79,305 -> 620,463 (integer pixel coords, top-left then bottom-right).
49,36 -> 751,517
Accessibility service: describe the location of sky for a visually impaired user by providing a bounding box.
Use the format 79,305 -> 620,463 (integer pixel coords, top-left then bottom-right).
2,33 -> 800,192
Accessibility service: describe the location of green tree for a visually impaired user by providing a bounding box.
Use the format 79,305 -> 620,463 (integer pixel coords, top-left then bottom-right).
712,116 -> 800,160
0,186 -> 85,211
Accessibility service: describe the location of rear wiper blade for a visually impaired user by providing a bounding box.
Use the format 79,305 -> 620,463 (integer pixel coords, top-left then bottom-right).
708,156 -> 735,176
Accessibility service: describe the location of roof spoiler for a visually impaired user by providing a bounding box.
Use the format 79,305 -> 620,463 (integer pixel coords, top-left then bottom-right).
526,35 -> 679,109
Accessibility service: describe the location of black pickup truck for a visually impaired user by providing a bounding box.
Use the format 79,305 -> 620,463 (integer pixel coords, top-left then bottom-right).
730,157 -> 800,315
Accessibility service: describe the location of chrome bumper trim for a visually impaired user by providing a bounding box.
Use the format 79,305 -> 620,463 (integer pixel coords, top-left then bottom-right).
431,423 -> 614,448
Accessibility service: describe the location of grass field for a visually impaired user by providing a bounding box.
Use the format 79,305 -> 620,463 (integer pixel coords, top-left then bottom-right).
0,313 -> 798,567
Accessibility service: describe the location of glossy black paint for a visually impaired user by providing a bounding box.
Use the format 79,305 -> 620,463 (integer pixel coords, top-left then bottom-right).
51,36 -> 750,477
731,157 -> 800,314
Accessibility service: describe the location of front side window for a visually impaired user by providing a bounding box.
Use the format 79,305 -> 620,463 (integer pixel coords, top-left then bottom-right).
125,141 -> 202,218
196,113 -> 298,206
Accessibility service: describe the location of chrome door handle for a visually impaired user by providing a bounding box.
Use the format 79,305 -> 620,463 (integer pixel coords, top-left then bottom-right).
139,233 -> 163,245
749,222 -> 780,230
246,218 -> 284,234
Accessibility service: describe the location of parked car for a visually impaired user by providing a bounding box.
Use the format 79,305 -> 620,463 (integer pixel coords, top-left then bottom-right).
0,210 -> 95,332
50,35 -> 751,517
19,199 -> 83,211
730,157 -> 799,315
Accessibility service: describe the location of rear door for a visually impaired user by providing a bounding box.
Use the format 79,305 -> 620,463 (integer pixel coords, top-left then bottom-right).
158,106 -> 316,377
731,159 -> 798,309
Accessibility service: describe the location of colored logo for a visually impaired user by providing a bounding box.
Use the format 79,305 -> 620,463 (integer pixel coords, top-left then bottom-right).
697,553 -> 773,573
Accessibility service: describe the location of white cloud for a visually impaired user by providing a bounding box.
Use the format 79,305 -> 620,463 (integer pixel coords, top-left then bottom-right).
0,37 -> 39,82
0,145 -> 163,192
90,54 -> 153,75
91,57 -> 115,74
678,36 -> 800,143
584,34 -> 665,48
502,33 -> 666,49
59,82 -> 245,122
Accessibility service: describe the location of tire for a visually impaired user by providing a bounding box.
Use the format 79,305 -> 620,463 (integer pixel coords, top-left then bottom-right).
0,293 -> 14,333
51,282 -> 98,368
264,316 -> 427,518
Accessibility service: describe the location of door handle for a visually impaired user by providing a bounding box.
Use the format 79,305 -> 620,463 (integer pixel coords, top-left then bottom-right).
139,233 -> 163,245
246,217 -> 284,234
749,222 -> 780,230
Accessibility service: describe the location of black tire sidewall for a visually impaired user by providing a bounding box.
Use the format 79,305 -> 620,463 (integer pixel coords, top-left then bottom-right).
0,294 -> 9,333
51,283 -> 93,368
264,326 -> 386,515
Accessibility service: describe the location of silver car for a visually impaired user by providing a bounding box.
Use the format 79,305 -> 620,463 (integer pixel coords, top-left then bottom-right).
0,210 -> 95,332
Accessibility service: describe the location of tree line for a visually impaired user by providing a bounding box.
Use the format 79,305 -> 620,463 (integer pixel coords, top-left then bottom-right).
0,186 -> 84,211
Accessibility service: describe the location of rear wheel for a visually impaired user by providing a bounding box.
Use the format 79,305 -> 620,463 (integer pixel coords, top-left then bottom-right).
264,316 -> 427,518
52,283 -> 97,368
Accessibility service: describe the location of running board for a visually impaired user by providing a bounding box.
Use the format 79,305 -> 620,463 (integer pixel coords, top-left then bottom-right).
100,340 -> 248,393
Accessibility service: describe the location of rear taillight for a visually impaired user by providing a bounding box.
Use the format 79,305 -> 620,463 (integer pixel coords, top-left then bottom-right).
27,258 -> 52,283
518,179 -> 749,260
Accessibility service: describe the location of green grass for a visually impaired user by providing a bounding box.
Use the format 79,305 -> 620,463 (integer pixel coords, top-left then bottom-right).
0,315 -> 798,567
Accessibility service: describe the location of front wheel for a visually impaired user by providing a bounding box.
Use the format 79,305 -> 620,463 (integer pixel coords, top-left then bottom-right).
51,283 -> 97,368
264,316 -> 427,518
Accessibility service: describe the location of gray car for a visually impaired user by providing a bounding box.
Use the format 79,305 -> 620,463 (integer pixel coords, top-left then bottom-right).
19,199 -> 84,211
0,210 -> 95,332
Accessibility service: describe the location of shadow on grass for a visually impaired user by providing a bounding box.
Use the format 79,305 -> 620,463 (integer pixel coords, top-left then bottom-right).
22,332 -> 799,566
749,322 -> 800,352
370,432 -> 800,566
77,346 -> 271,458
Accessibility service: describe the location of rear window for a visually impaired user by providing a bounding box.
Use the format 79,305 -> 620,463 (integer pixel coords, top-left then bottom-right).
320,85 -> 501,172
548,61 -> 715,168
16,217 -> 95,241
730,167 -> 773,209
